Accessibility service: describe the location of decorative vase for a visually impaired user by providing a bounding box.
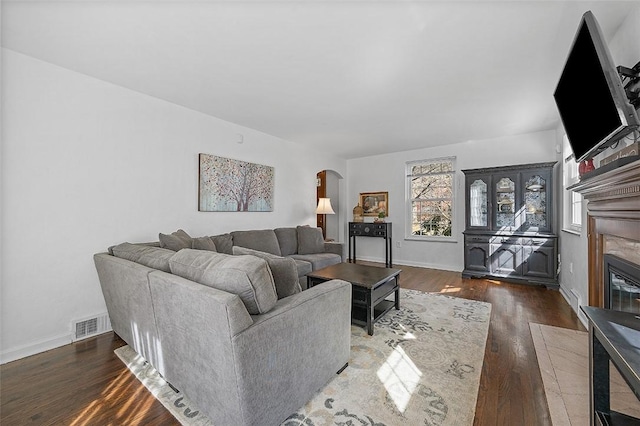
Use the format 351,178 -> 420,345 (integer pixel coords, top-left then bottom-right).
353,203 -> 364,223
584,159 -> 595,173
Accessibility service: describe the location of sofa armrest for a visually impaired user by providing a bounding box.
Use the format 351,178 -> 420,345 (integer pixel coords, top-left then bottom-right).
323,241 -> 344,260
147,270 -> 255,426
231,279 -> 351,425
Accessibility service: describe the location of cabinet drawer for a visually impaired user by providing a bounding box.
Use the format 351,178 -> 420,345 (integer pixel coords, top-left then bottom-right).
372,278 -> 398,303
465,235 -> 490,243
490,236 -> 520,245
351,279 -> 398,305
349,222 -> 387,237
522,238 -> 554,247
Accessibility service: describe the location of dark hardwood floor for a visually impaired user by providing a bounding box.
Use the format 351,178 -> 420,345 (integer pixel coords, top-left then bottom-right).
1,263 -> 584,425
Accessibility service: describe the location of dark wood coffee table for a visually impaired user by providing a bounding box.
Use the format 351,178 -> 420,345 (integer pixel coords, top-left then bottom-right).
307,262 -> 401,335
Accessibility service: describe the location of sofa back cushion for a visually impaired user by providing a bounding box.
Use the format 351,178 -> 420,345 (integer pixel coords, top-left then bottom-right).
297,226 -> 325,255
159,229 -> 193,251
274,227 -> 298,256
231,230 -> 282,256
232,246 -> 301,299
169,249 -> 277,314
111,243 -> 175,272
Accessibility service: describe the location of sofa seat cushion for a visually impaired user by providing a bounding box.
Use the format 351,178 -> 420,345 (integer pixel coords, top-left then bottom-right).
232,246 -> 301,299
169,249 -> 277,314
291,258 -> 312,277
232,230 -> 282,256
111,243 -> 175,272
296,226 -> 325,255
289,253 -> 342,271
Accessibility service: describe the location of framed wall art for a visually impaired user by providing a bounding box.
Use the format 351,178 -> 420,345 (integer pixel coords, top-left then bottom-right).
198,153 -> 274,212
359,191 -> 388,217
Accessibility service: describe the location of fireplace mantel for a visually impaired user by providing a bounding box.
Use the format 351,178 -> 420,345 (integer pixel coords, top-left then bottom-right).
571,159 -> 640,307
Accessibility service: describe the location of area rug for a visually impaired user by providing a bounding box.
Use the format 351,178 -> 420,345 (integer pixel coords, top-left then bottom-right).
530,323 -> 640,426
115,289 -> 492,426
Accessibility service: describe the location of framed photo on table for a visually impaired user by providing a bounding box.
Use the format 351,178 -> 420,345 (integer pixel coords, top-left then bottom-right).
359,192 -> 388,217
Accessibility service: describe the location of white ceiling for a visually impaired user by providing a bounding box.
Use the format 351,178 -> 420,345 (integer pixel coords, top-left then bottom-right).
2,1 -> 638,159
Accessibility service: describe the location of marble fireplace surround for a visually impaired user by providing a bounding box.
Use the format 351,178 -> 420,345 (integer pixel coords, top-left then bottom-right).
571,160 -> 640,307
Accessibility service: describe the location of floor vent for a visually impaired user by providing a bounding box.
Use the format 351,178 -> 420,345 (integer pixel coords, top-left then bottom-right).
73,313 -> 111,342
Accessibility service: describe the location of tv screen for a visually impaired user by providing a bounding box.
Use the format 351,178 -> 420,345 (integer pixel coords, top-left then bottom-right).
554,11 -> 639,163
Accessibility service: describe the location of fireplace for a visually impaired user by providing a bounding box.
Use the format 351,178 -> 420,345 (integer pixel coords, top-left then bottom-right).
570,159 -> 640,308
603,254 -> 640,314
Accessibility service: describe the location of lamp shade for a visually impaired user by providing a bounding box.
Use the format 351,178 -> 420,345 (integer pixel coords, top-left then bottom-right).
315,198 -> 335,215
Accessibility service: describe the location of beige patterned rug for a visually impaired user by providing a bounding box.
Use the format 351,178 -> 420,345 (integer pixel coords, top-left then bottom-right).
115,289 -> 492,426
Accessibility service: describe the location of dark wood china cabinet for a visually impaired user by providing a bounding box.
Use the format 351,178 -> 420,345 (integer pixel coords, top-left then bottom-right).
462,162 -> 558,287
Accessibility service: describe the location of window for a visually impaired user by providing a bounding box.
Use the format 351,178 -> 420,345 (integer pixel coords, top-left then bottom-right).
562,135 -> 582,231
406,157 -> 455,239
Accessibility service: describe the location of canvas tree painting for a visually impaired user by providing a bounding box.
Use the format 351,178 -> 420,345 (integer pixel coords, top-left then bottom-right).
199,154 -> 274,212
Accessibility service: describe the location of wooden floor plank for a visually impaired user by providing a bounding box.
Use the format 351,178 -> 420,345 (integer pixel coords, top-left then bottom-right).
0,263 -> 583,425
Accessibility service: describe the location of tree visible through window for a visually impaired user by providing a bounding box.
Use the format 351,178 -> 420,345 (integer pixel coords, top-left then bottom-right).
407,158 -> 455,237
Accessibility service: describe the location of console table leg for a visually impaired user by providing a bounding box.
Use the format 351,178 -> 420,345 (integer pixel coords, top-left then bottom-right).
366,291 -> 374,336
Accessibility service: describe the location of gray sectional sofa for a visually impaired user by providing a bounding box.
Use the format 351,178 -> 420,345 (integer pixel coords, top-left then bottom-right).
155,226 -> 343,289
94,226 -> 351,426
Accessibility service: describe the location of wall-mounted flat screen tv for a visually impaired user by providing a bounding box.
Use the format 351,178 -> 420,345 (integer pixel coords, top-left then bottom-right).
554,10 -> 639,163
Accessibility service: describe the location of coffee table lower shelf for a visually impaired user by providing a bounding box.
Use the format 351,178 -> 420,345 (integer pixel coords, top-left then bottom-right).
352,299 -> 397,329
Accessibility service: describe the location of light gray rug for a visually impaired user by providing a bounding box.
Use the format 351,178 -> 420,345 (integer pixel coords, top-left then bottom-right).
115,289 -> 491,426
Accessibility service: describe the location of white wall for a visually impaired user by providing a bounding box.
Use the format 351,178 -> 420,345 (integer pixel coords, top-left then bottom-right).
0,49 -> 346,363
346,130 -> 558,270
558,7 -> 640,326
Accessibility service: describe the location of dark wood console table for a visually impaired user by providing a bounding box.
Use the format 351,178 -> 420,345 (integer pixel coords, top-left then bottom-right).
348,222 -> 392,267
580,306 -> 640,426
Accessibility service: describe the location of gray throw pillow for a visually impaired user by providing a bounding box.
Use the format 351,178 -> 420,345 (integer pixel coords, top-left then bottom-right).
232,246 -> 302,299
210,233 -> 233,254
274,227 -> 298,256
297,226 -> 325,255
159,229 -> 192,251
192,236 -> 217,251
169,249 -> 277,315
111,243 -> 175,272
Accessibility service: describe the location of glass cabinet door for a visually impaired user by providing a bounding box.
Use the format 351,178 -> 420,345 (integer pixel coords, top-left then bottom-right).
522,171 -> 550,231
469,179 -> 488,227
495,176 -> 516,230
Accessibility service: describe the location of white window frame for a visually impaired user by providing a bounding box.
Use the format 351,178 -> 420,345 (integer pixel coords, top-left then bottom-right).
405,157 -> 457,242
562,135 -> 582,233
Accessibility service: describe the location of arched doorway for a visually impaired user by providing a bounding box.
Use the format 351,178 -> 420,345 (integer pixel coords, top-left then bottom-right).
316,169 -> 342,241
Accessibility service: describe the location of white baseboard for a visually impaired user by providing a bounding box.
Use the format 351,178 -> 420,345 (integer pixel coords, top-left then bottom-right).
351,256 -> 462,273
0,333 -> 71,365
559,285 -> 588,329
